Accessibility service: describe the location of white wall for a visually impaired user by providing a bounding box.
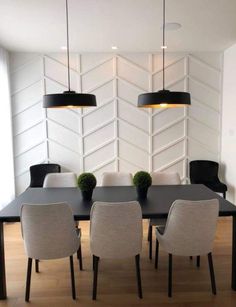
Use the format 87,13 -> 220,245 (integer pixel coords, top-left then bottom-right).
9,52 -> 222,194
221,44 -> 236,203
0,48 -> 15,208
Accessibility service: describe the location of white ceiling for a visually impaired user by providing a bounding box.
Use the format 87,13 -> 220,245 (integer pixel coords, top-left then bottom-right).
0,0 -> 236,52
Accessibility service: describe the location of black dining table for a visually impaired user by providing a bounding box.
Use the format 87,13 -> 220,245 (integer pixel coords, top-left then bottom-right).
0,184 -> 236,299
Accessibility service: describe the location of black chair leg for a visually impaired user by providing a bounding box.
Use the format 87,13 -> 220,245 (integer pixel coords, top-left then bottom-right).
197,255 -> 200,268
208,253 -> 217,295
77,246 -> 83,271
149,225 -> 152,260
92,255 -> 95,271
155,239 -> 159,269
168,254 -> 172,298
147,224 -> 151,241
69,255 -> 76,300
25,258 -> 32,302
35,259 -> 39,273
92,255 -> 99,300
135,254 -> 143,299
223,191 -> 226,199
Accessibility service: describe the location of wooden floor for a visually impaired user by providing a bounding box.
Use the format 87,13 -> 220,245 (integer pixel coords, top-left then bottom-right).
1,218 -> 236,307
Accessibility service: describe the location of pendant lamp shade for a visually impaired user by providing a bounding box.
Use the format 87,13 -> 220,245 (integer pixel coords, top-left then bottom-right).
138,0 -> 190,108
43,91 -> 96,108
138,90 -> 191,108
43,0 -> 96,109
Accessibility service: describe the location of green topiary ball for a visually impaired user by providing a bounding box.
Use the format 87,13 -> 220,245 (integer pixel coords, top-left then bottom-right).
77,173 -> 97,191
133,171 -> 152,189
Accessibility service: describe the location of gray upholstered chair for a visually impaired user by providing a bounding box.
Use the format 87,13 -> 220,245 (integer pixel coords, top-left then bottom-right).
101,172 -> 133,186
43,172 -> 82,265
43,172 -> 77,188
148,171 -> 181,259
155,199 -> 219,297
21,203 -> 82,301
90,201 -> 143,299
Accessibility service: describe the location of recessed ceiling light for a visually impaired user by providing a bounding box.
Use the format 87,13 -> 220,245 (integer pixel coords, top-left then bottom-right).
160,22 -> 182,31
111,46 -> 118,50
61,46 -> 67,50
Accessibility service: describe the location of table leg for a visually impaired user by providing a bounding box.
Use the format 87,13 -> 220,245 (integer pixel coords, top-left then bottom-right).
232,216 -> 236,290
0,222 -> 6,299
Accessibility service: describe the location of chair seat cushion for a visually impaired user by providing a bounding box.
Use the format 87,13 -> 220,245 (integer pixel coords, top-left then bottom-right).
150,217 -> 167,226
156,225 -> 165,235
204,181 -> 227,193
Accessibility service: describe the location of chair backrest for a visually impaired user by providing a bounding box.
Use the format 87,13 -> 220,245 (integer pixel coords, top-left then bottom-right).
159,199 -> 219,256
29,164 -> 61,187
151,171 -> 181,185
90,201 -> 142,259
190,160 -> 219,183
21,203 -> 79,260
101,172 -> 133,186
43,172 -> 77,188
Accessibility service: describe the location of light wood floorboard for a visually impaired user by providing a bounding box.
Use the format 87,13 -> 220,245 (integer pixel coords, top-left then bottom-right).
1,218 -> 236,306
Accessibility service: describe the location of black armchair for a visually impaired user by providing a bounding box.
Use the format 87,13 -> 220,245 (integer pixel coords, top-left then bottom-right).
189,160 -> 227,198
29,163 -> 61,188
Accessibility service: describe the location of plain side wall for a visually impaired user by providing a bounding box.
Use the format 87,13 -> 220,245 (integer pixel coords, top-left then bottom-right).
221,44 -> 236,203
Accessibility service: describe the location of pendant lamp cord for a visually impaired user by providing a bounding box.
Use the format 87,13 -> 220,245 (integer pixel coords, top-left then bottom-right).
66,0 -> 71,91
162,0 -> 165,90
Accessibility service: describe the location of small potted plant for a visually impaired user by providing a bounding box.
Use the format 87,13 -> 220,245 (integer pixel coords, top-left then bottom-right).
133,171 -> 152,199
77,173 -> 97,201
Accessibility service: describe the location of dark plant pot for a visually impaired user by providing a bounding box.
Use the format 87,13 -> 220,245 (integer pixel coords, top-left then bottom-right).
136,186 -> 149,199
81,189 -> 93,201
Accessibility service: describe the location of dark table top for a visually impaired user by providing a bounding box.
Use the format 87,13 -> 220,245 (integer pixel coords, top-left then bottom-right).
0,184 -> 236,222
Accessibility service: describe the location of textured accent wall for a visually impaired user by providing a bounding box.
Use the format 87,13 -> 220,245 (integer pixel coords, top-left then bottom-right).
10,52 -> 222,194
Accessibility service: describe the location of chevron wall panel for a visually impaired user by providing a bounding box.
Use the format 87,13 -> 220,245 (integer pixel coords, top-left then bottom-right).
9,52 -> 222,194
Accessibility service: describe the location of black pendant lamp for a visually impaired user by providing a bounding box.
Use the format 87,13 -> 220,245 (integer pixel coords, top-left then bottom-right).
43,0 -> 96,108
138,0 -> 190,108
